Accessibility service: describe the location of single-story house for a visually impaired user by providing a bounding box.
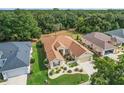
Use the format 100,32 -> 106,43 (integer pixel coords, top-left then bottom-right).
42,35 -> 93,68
105,29 -> 124,46
82,32 -> 116,56
0,42 -> 32,80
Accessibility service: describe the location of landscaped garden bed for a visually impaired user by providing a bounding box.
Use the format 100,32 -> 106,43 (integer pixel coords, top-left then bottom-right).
67,61 -> 78,68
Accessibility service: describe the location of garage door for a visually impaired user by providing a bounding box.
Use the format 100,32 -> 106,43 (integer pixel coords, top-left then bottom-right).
105,49 -> 114,55
4,67 -> 28,78
79,56 -> 91,62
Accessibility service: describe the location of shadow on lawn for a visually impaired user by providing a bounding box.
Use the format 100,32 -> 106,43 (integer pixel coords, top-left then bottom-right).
36,43 -> 48,71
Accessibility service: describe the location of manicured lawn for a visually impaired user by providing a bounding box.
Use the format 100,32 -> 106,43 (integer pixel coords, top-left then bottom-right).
27,43 -> 89,85
48,74 -> 89,85
27,43 -> 48,85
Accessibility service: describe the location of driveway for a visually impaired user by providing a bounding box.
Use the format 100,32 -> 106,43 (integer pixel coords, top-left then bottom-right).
105,54 -> 119,61
105,52 -> 123,61
79,61 -> 96,76
0,74 -> 27,85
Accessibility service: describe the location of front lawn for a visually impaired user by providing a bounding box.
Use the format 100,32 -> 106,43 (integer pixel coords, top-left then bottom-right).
48,74 -> 89,85
27,43 -> 89,85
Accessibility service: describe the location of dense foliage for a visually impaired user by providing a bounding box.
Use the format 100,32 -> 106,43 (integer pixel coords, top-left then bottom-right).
0,10 -> 41,41
91,56 -> 124,85
1,9 -> 124,41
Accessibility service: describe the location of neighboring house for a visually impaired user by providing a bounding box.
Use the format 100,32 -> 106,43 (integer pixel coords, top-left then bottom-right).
42,35 -> 93,68
105,29 -> 124,46
82,32 -> 116,56
0,42 -> 32,80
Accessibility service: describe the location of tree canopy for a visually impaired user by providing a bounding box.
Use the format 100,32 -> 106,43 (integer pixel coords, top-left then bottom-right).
1,9 -> 124,41
0,10 -> 41,41
91,56 -> 124,85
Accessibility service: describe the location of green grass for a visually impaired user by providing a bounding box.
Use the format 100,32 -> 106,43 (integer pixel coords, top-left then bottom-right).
48,74 -> 89,85
70,31 -> 82,40
27,43 -> 48,85
27,43 -> 89,85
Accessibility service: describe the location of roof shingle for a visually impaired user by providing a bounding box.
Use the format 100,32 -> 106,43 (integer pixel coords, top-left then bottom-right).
84,32 -> 115,49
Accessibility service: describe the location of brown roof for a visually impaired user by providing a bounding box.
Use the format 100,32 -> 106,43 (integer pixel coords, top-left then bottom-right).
42,35 -> 90,62
70,42 -> 86,57
84,32 -> 116,49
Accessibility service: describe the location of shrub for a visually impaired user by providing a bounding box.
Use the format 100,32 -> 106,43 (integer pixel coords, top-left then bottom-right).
30,58 -> 35,64
56,70 -> 60,74
55,68 -> 61,74
36,41 -> 42,48
60,66 -> 63,69
67,70 -> 72,73
29,70 -> 33,75
74,68 -> 79,71
68,62 -> 78,68
49,71 -> 53,76
0,73 -> 3,80
42,58 -> 48,64
79,69 -> 83,72
63,67 -> 67,70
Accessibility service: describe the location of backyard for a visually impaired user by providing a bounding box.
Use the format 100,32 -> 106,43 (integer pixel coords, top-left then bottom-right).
41,29 -> 82,41
27,42 -> 89,85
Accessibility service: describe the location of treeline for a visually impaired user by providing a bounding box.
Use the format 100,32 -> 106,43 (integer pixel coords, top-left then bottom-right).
1,9 -> 124,41
0,10 -> 41,41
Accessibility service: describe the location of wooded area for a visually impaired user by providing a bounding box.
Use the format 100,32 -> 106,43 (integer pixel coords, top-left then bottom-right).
0,9 -> 124,41
91,56 -> 124,85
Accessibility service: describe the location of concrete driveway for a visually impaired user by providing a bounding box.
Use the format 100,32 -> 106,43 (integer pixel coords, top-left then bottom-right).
79,61 -> 96,76
106,54 -> 119,61
105,52 -> 123,61
0,74 -> 27,85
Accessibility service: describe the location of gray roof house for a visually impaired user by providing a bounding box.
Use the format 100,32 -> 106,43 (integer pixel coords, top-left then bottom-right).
82,32 -> 116,56
105,29 -> 124,44
0,42 -> 32,80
